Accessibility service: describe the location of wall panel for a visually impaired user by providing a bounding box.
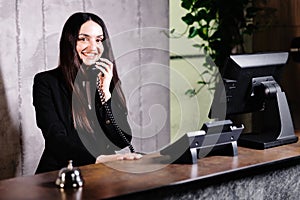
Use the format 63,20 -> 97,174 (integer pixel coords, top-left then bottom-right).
0,0 -> 22,179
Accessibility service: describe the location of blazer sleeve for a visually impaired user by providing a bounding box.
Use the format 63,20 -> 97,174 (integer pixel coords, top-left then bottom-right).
33,72 -> 95,166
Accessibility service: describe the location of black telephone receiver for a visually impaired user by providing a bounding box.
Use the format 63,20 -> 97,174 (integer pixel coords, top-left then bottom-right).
90,65 -> 100,72
90,62 -> 135,153
85,63 -> 101,78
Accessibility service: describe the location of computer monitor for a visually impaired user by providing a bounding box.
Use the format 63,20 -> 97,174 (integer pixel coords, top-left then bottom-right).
220,52 -> 298,149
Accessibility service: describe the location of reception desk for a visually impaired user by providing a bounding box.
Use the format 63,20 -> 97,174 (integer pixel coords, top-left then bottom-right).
1,132 -> 300,199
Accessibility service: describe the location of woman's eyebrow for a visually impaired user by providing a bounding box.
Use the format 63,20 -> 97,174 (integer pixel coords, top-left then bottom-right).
78,33 -> 90,37
78,33 -> 103,38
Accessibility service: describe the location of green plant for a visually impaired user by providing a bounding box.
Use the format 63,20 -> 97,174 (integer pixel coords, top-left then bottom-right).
180,0 -> 276,97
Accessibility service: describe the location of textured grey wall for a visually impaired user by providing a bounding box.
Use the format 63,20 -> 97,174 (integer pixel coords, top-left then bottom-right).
0,0 -> 169,179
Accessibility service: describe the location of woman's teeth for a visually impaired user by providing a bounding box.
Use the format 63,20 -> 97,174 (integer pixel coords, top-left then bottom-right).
85,53 -> 97,58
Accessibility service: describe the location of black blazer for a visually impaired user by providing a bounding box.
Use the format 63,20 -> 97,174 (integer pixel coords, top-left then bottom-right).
33,67 -> 132,173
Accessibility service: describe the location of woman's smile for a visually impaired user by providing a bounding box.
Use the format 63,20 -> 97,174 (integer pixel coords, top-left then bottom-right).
81,51 -> 100,62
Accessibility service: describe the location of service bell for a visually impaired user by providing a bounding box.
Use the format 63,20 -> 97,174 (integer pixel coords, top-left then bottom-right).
55,160 -> 84,188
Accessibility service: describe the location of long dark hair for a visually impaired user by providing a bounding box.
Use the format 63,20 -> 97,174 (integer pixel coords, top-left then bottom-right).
58,12 -> 127,132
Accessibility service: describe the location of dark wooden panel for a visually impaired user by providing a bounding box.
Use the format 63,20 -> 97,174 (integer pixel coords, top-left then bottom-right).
253,0 -> 300,129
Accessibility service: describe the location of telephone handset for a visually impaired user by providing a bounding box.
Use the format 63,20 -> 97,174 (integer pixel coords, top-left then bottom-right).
90,64 -> 135,153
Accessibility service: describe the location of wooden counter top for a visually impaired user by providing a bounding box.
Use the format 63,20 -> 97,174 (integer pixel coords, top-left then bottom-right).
1,132 -> 300,199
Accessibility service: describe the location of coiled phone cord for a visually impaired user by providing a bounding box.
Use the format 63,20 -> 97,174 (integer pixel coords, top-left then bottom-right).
96,76 -> 135,153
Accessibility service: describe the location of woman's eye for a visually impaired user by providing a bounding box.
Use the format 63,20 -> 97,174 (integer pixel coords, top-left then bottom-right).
97,37 -> 104,42
78,37 -> 87,42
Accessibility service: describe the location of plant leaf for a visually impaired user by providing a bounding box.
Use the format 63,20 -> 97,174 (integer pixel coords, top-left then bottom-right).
197,26 -> 208,39
181,0 -> 194,10
185,89 -> 196,97
192,44 -> 202,48
197,81 -> 207,85
182,13 -> 195,25
188,26 -> 198,38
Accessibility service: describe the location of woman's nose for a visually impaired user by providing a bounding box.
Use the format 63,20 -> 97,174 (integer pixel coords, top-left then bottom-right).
88,40 -> 98,50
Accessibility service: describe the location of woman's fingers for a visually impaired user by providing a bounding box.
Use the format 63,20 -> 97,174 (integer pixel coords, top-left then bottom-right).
95,153 -> 143,164
95,59 -> 113,79
95,62 -> 110,73
122,153 -> 143,160
98,57 -> 113,67
95,58 -> 113,72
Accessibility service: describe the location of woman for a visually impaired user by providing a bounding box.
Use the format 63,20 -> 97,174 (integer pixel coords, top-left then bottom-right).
33,12 -> 142,174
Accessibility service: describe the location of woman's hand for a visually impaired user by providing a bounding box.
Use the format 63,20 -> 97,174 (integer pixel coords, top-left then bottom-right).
95,58 -> 113,103
95,153 -> 143,164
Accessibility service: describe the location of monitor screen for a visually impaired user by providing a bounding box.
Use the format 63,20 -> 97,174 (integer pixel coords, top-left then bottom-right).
221,52 -> 289,116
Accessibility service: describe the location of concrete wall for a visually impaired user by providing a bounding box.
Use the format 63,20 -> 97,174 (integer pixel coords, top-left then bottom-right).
0,0 -> 169,179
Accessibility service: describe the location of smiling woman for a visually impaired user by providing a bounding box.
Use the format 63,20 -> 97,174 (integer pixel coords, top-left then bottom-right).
32,12 -> 142,174
0,0 -> 170,180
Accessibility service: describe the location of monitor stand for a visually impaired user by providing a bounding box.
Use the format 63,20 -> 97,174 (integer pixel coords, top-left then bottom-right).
237,79 -> 298,149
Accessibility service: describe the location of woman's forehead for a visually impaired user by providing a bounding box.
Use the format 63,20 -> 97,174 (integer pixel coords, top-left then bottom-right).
79,21 -> 103,36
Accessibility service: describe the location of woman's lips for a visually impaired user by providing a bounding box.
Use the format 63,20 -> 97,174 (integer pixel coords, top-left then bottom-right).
82,52 -> 99,59
81,52 -> 101,65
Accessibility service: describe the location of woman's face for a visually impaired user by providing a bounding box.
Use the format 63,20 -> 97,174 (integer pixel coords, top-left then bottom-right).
76,20 -> 104,66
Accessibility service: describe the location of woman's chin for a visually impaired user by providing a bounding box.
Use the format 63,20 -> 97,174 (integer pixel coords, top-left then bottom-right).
82,59 -> 97,66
